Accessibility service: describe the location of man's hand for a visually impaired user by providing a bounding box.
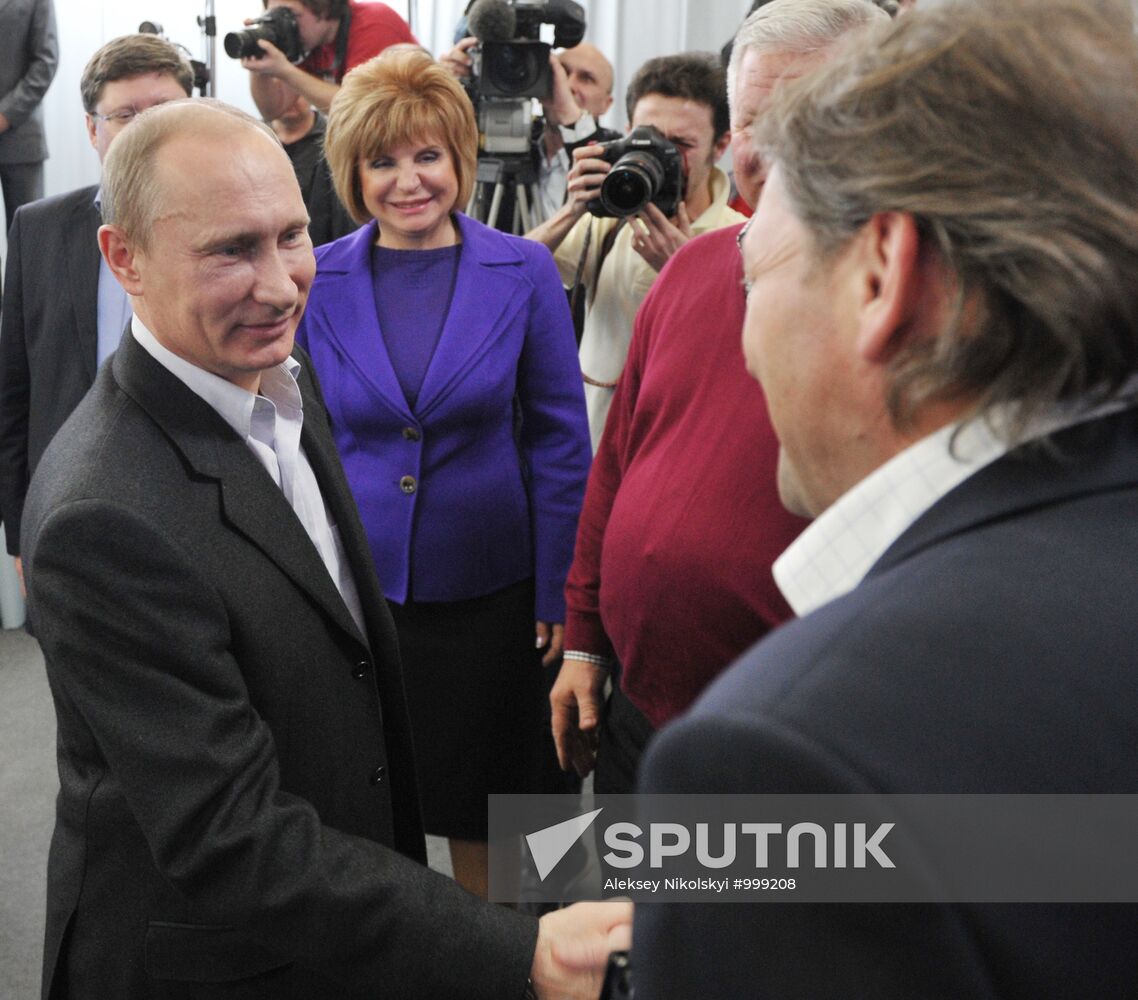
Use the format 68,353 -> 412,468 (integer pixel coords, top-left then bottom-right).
532,901 -> 633,1000
563,142 -> 610,220
240,38 -> 296,79
535,621 -> 565,667
550,656 -> 607,777
630,201 -> 694,272
542,53 -> 583,128
440,36 -> 477,79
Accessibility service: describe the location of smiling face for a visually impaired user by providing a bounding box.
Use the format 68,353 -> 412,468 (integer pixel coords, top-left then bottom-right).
358,136 -> 460,250
120,129 -> 315,393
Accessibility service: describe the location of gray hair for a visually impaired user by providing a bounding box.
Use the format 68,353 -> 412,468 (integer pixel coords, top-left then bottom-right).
758,0 -> 1138,440
728,0 -> 890,112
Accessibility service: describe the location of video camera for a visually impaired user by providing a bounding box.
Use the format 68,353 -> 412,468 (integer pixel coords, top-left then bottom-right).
587,126 -> 685,219
223,7 -> 304,63
465,0 -> 586,154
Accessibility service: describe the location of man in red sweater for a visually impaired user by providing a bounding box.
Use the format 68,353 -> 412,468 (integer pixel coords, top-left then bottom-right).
551,0 -> 891,792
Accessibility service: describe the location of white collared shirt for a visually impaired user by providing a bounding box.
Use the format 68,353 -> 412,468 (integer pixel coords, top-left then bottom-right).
131,317 -> 366,636
775,386 -> 1138,618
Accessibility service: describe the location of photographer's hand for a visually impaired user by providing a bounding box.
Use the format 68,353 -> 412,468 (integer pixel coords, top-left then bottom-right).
541,53 -> 584,128
440,36 -> 477,79
630,201 -> 693,272
240,37 -> 295,79
243,39 -> 339,119
525,142 -> 609,249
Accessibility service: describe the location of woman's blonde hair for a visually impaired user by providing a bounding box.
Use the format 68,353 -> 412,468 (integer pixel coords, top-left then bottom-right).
325,48 -> 479,224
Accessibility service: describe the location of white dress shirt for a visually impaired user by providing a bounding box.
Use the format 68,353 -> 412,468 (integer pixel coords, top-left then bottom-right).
775,386 -> 1138,618
131,317 -> 366,635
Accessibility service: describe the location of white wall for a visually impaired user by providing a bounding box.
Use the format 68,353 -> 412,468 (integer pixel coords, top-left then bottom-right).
36,0 -> 752,201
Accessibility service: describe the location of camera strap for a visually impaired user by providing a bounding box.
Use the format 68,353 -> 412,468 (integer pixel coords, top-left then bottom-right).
332,6 -> 353,82
575,217 -> 628,389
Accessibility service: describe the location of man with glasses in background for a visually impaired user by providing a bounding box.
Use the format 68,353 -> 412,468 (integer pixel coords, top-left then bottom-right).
0,33 -> 193,593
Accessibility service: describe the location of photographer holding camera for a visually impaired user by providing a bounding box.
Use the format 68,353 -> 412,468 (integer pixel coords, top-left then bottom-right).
239,0 -> 415,122
526,53 -> 744,449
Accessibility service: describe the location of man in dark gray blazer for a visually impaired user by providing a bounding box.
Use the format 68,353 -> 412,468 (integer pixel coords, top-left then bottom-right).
633,0 -> 1138,996
0,0 -> 57,229
0,34 -> 193,584
22,97 -> 628,999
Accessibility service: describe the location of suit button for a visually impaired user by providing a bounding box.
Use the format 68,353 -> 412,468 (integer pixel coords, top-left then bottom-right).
352,660 -> 369,679
370,766 -> 387,785
402,426 -> 421,442
399,475 -> 416,494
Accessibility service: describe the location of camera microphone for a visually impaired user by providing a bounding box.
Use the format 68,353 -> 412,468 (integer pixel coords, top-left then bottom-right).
468,0 -> 517,42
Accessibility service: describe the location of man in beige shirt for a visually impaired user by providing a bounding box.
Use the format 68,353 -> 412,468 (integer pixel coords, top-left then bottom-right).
528,52 -> 744,449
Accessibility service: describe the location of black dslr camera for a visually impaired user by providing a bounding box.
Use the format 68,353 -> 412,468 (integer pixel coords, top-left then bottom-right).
224,7 -> 303,62
587,126 -> 684,219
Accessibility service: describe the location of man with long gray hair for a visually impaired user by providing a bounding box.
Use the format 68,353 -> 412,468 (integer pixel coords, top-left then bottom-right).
553,0 -> 888,794
634,0 -> 1138,995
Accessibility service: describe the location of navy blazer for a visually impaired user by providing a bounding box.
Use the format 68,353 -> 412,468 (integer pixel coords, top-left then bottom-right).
634,409 -> 1138,999
296,213 -> 590,621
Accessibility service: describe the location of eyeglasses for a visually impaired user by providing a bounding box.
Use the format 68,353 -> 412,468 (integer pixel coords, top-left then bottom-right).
90,108 -> 143,126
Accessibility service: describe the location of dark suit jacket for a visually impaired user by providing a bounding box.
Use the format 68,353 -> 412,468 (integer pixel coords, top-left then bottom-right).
634,409 -> 1138,999
22,332 -> 536,999
0,185 -> 101,554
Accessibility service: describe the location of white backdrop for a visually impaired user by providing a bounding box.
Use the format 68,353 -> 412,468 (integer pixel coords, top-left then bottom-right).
36,0 -> 755,200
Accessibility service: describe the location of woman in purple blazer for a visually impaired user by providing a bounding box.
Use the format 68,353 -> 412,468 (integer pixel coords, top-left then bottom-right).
296,48 -> 590,897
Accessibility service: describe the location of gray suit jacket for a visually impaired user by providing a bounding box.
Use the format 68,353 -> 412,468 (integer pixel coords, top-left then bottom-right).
22,331 -> 537,999
0,0 -> 58,164
0,185 -> 101,554
635,409 -> 1138,999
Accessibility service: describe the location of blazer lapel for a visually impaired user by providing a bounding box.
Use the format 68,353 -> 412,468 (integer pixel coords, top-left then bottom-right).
69,189 -> 102,382
414,214 -> 529,418
113,334 -> 367,648
310,223 -> 413,422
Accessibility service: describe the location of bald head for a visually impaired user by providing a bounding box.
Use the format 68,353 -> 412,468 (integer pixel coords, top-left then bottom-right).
557,42 -> 615,118
101,98 -> 284,250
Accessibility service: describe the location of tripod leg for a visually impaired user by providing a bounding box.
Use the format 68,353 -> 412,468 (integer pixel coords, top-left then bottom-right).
487,182 -> 505,231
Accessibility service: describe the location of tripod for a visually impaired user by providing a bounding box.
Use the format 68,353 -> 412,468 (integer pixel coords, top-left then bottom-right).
466,154 -> 543,235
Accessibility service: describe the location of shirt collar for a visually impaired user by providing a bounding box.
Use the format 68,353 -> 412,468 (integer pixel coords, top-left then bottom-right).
130,316 -> 303,442
774,385 -> 1138,618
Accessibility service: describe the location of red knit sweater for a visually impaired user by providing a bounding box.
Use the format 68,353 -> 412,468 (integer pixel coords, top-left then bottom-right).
563,224 -> 809,728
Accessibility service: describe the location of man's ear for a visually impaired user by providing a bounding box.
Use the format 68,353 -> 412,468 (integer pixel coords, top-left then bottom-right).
852,211 -> 923,364
85,114 -> 98,153
98,224 -> 144,297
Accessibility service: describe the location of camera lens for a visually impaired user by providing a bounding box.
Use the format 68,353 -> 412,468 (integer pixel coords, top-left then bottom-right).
223,31 -> 253,59
488,44 -> 544,95
600,152 -> 666,216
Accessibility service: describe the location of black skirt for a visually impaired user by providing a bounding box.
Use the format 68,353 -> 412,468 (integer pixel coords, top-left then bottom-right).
388,577 -> 563,840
